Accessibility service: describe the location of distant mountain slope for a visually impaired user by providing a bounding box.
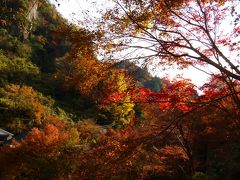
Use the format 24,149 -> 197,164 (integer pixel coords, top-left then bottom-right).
115,61 -> 166,92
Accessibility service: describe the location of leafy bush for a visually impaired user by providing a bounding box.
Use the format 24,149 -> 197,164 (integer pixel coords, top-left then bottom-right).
0,50 -> 40,84
0,84 -> 72,133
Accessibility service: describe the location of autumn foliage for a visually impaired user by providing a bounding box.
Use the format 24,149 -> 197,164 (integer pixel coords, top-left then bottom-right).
0,0 -> 240,179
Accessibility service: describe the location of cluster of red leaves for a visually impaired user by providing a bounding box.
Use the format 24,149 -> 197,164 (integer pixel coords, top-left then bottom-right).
129,79 -> 197,112
103,91 -> 126,104
198,75 -> 240,118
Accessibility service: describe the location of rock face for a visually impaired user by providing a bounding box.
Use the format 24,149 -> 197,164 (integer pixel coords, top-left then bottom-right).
23,0 -> 39,39
27,0 -> 39,22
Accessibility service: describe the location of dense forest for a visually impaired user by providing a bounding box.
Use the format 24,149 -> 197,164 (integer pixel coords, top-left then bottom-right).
0,0 -> 239,179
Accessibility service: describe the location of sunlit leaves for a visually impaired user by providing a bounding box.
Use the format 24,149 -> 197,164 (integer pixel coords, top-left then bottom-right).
0,84 -> 72,133
100,0 -> 240,81
0,50 -> 40,80
23,124 -> 66,156
130,78 -> 197,112
0,84 -> 45,131
97,69 -> 135,126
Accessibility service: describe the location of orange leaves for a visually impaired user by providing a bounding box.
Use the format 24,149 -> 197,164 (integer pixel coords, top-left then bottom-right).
56,25 -> 135,126
157,145 -> 189,161
43,116 -> 67,129
33,102 -> 45,123
23,124 -> 67,157
0,84 -> 46,131
40,124 -> 61,146
55,24 -> 105,96
56,52 -> 104,96
0,84 -> 71,133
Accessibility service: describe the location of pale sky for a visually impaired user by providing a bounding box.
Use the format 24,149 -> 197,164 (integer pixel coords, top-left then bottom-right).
49,0 -> 217,87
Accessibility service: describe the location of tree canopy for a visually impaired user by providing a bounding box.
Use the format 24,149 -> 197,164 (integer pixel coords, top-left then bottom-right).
0,0 -> 239,179
100,0 -> 240,80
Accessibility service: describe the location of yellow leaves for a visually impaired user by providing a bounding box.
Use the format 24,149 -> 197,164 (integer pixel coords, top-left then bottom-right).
0,51 -> 40,76
0,84 -> 44,120
97,69 -> 135,126
55,23 -> 135,126
33,102 -> 44,123
35,35 -> 47,45
0,84 -> 70,132
64,127 -> 80,148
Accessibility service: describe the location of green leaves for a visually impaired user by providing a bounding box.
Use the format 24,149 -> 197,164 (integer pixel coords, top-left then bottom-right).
0,50 -> 40,84
0,84 -> 73,133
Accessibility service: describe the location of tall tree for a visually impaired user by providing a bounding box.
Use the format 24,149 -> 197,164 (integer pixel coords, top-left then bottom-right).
100,0 -> 240,81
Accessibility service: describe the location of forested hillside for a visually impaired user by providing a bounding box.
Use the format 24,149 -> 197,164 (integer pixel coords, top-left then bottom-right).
0,0 -> 240,179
